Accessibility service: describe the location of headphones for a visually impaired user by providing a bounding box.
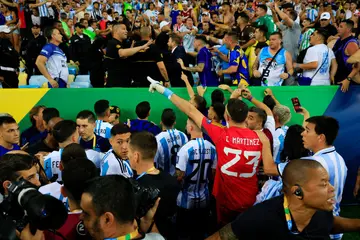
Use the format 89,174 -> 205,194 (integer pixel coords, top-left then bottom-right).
293,184 -> 304,199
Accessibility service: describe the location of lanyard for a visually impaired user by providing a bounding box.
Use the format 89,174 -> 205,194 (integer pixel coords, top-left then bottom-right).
136,167 -> 156,180
92,135 -> 96,150
104,228 -> 139,240
283,196 -> 299,235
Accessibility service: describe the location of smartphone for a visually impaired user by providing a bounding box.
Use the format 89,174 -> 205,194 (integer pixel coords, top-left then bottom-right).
291,97 -> 302,112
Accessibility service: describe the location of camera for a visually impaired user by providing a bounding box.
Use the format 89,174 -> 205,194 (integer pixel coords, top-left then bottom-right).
0,179 -> 68,239
130,179 -> 160,219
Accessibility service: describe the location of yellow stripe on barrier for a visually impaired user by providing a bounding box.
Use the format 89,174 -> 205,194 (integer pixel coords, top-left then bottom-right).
0,89 -> 49,123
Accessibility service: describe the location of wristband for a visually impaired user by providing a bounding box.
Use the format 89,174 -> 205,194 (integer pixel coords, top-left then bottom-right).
287,73 -> 291,78
163,88 -> 174,99
248,96 -> 253,101
346,77 -> 352,82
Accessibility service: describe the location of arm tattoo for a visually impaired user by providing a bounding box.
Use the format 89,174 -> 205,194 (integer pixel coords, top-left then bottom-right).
219,223 -> 238,240
252,57 -> 259,73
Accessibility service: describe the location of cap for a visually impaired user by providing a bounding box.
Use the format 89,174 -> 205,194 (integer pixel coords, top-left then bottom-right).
159,21 -> 170,30
110,106 -> 120,114
0,25 -> 11,33
202,11 -> 210,16
32,24 -> 40,28
320,12 -> 331,20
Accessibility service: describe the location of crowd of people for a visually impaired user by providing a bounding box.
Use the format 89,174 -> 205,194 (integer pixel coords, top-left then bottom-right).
0,77 -> 360,239
1,0 -> 360,89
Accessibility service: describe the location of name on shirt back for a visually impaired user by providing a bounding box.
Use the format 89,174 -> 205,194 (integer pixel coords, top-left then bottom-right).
226,136 -> 260,146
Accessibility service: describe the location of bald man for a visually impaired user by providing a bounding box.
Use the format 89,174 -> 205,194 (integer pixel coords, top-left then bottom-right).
27,117 -> 63,155
131,26 -> 170,87
206,159 -> 360,240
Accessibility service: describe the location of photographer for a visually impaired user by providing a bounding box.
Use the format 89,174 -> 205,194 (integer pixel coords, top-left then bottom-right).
80,175 -> 164,239
128,132 -> 180,239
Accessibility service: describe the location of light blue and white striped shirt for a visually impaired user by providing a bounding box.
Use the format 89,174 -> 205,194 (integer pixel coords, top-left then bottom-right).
39,182 -> 69,210
273,126 -> 289,164
154,129 -> 188,176
38,0 -> 49,17
100,150 -> 133,178
176,138 -> 217,209
94,120 -> 113,139
278,146 -> 347,240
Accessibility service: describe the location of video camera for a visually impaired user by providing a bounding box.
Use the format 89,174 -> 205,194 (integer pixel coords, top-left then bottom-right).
0,178 -> 68,240
130,179 -> 160,219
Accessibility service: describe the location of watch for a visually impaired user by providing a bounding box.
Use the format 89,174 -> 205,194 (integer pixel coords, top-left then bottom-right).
346,77 -> 352,82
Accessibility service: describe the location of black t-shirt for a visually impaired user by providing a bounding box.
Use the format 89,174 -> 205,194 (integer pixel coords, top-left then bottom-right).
234,25 -> 255,47
130,41 -> 164,87
231,195 -> 334,240
105,38 -> 131,87
137,171 -> 180,239
27,139 -> 57,155
315,23 -> 338,37
79,134 -> 111,152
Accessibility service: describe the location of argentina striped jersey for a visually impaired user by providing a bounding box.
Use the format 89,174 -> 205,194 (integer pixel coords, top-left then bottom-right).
100,150 -> 133,178
94,120 -> 113,139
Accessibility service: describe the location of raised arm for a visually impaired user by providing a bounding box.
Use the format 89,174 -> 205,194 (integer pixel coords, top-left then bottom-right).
274,2 -> 294,28
0,0 -> 17,8
118,39 -> 153,58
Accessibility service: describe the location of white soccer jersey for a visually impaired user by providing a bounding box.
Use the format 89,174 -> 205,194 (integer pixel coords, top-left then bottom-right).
155,129 -> 188,176
273,126 -> 289,164
85,149 -> 104,168
40,43 -> 69,82
100,150 -> 133,178
176,138 -> 217,209
44,149 -> 101,181
94,120 -> 113,139
39,182 -> 69,210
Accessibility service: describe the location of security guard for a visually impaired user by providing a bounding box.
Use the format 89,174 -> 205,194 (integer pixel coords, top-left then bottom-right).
0,30 -> 19,88
24,24 -> 46,82
104,22 -> 152,87
69,23 -> 92,74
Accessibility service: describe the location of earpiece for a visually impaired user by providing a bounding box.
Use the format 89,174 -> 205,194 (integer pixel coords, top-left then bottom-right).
294,184 -> 304,199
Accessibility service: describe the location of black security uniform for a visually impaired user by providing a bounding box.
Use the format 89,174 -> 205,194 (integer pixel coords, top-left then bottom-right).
24,34 -> 46,81
0,38 -> 19,88
69,34 -> 92,74
104,38 -> 131,87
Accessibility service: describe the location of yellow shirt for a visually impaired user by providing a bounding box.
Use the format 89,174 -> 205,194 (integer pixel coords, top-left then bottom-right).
245,40 -> 269,77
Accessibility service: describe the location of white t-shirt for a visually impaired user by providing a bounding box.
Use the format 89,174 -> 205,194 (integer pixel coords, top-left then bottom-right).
179,25 -> 198,52
302,44 -> 335,86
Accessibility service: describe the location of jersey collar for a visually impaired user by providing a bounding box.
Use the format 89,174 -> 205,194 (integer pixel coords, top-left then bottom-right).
313,146 -> 336,156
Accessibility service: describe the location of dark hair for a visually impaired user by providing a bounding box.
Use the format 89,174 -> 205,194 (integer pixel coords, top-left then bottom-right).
211,102 -> 225,121
211,89 -> 224,104
130,131 -> 157,160
29,105 -> 46,126
62,159 -> 98,203
280,124 -> 310,162
287,9 -> 297,21
239,12 -> 250,22
225,31 -> 239,42
249,107 -> 267,127
76,110 -> 96,123
341,19 -> 355,29
136,101 -> 151,119
256,24 -> 268,35
0,154 -> 36,194
255,41 -> 268,50
61,143 -> 87,167
315,28 -> 329,42
263,95 -> 276,111
94,100 -> 110,117
111,123 -> 130,137
169,33 -> 181,45
44,27 -> 57,41
0,116 -> 16,127
43,108 -> 60,124
257,4 -> 268,12
84,175 -> 136,224
161,108 -> 176,128
306,116 -> 339,145
52,120 -> 77,143
270,31 -> 283,39
75,23 -> 85,29
194,95 -> 207,113
226,99 -> 248,123
195,35 -> 207,44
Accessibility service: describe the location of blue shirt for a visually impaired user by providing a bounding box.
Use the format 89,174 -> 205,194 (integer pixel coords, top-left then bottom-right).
79,134 -> 111,152
129,119 -> 161,136
0,144 -> 20,157
170,10 -> 180,25
217,45 -> 230,79
20,126 -> 47,146
197,46 -> 218,87
228,45 -> 250,85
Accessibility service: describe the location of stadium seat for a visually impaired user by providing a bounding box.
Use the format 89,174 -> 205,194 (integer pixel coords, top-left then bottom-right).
18,72 -> 28,86
69,82 -> 92,88
75,75 -> 90,83
68,66 -> 77,75
19,85 -> 40,88
29,75 -> 48,87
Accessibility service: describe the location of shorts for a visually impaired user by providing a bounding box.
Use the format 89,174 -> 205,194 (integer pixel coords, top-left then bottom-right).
48,78 -> 67,88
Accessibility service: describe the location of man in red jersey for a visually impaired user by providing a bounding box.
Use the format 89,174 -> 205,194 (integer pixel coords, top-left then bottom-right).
147,75 -> 278,226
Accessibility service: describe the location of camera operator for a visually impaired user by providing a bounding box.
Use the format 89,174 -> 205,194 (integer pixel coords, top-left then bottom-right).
44,159 -> 98,240
128,131 -> 180,239
80,175 -> 164,239
0,153 -> 41,202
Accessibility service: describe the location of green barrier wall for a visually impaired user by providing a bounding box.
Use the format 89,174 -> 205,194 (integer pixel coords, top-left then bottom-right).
0,86 -> 337,131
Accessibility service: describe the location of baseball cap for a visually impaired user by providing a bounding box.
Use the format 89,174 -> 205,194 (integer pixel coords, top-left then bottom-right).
110,106 -> 120,114
159,21 -> 170,30
0,25 -> 11,33
320,12 -> 331,20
